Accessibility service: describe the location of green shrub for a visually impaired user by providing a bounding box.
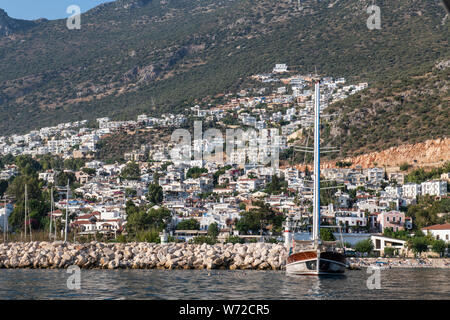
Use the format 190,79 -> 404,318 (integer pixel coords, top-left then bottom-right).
354,239 -> 374,254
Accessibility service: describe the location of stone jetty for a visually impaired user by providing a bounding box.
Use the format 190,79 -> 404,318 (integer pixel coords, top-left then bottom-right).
0,241 -> 288,270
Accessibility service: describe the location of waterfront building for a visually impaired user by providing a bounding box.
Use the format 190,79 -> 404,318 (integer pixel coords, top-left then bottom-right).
422,223 -> 450,242
371,235 -> 407,256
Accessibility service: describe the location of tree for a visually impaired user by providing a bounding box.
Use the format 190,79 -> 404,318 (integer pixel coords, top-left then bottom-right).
146,207 -> 172,231
7,175 -> 49,231
431,239 -> 446,257
383,247 -> 397,257
354,239 -> 374,254
189,235 -> 216,245
125,188 -> 137,197
320,228 -> 336,241
0,180 -> 8,197
15,155 -> 42,176
408,237 -> 430,257
126,204 -> 171,236
121,162 -> 141,180
264,175 -> 287,195
63,158 -> 85,171
186,167 -> 208,179
7,175 -> 42,203
147,183 -> 163,205
81,167 -> 97,175
208,222 -> 219,239
55,171 -> 76,187
399,162 -> 411,171
235,201 -> 284,235
176,218 -> 200,230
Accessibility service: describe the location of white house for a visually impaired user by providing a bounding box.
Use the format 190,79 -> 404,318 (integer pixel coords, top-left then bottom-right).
273,64 -> 288,73
421,223 -> 450,242
335,210 -> 367,228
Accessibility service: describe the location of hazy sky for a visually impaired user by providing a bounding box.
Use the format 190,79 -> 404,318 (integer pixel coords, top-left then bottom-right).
0,0 -> 115,20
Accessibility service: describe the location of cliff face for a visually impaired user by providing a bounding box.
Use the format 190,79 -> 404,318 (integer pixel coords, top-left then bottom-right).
323,138 -> 450,169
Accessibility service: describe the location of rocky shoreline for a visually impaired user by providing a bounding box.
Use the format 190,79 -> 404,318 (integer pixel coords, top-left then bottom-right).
347,257 -> 450,269
0,242 -> 288,270
1,242 -> 449,270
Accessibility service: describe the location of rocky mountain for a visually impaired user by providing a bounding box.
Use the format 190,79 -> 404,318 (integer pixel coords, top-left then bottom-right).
0,0 -> 448,140
0,9 -> 41,36
324,58 -> 449,157
322,138 -> 450,170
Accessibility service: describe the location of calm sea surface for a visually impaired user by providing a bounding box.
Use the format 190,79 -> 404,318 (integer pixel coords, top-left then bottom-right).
0,269 -> 449,300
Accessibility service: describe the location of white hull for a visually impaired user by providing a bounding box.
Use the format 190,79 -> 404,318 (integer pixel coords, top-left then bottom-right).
286,257 -> 346,276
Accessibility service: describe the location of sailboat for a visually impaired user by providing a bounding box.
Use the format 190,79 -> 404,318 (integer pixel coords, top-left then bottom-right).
285,81 -> 346,276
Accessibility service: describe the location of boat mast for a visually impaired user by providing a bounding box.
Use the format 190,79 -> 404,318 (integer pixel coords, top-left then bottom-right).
2,198 -> 6,243
24,184 -> 27,240
64,179 -> 69,243
312,81 -> 321,241
49,187 -> 53,240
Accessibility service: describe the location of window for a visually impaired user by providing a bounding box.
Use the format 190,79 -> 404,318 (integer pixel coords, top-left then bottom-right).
387,217 -> 389,222
446,234 -> 449,240
393,217 -> 396,222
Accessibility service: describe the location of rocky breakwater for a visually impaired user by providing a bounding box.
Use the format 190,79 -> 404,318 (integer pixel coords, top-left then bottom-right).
0,241 -> 288,270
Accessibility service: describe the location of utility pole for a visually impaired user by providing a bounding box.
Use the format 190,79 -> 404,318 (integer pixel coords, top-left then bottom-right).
64,179 -> 69,243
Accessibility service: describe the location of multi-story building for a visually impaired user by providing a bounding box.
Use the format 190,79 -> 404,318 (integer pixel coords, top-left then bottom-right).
421,180 -> 447,197
385,186 -> 402,198
377,211 -> 407,232
335,210 -> 367,228
402,183 -> 421,198
367,167 -> 384,184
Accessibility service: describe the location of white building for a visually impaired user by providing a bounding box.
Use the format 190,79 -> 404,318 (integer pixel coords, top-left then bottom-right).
367,167 -> 384,184
421,223 -> 450,242
0,203 -> 13,232
371,235 -> 407,256
335,210 -> 367,228
402,183 -> 421,198
273,64 -> 288,73
385,186 -> 402,198
421,180 -> 447,197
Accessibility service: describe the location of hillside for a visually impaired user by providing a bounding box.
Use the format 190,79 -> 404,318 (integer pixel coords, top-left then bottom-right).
0,9 -> 41,36
0,0 -> 448,135
321,138 -> 450,170
324,59 -> 450,157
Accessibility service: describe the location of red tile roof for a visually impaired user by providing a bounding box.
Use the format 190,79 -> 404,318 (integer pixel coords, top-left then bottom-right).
422,223 -> 450,231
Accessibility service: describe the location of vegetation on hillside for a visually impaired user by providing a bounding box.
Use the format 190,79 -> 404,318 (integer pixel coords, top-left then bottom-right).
325,61 -> 449,156
0,0 -> 448,137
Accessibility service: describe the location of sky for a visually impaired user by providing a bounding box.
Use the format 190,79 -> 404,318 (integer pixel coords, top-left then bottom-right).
0,0 -> 115,20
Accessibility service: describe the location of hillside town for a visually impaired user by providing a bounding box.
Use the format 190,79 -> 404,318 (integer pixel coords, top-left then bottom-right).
0,65 -> 448,258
